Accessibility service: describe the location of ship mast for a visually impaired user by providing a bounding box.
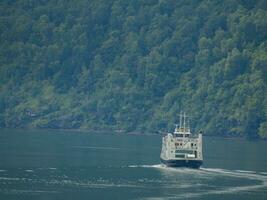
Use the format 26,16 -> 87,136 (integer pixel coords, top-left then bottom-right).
183,112 -> 186,132
179,111 -> 182,130
176,111 -> 190,133
188,117 -> 190,133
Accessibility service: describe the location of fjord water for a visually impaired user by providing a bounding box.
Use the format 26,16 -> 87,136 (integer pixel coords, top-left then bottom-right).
0,130 -> 266,200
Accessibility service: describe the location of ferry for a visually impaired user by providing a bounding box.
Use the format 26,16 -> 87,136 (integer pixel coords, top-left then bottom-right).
160,113 -> 203,168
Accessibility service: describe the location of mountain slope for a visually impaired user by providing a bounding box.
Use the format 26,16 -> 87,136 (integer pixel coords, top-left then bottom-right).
0,0 -> 267,138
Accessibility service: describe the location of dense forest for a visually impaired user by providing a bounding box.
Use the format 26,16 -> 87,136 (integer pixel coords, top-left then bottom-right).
0,0 -> 267,138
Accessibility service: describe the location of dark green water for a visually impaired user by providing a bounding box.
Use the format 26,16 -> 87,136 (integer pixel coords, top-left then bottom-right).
0,129 -> 266,200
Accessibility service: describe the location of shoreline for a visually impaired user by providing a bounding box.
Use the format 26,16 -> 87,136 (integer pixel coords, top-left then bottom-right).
0,127 -> 265,141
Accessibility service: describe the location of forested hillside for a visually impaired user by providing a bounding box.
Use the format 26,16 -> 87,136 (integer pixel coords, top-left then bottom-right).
0,0 -> 267,138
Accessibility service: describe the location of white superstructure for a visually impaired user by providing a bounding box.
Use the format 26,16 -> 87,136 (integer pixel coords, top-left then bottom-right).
160,112 -> 203,168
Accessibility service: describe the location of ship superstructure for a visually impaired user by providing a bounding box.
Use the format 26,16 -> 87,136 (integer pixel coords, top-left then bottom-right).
160,113 -> 203,168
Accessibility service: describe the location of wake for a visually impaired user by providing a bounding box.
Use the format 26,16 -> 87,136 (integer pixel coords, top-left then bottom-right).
129,163 -> 267,198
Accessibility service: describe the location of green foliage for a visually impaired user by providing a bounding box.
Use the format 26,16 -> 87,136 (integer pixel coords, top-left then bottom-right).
259,122 -> 267,139
0,0 -> 266,138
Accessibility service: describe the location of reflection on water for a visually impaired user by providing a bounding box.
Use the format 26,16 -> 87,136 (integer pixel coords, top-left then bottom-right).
0,165 -> 266,200
0,130 -> 266,200
129,164 -> 267,199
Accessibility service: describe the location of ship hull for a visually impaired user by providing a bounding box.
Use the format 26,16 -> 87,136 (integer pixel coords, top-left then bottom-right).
160,158 -> 203,168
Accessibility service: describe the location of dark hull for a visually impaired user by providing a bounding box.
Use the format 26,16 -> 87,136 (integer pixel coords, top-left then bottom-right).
160,158 -> 203,168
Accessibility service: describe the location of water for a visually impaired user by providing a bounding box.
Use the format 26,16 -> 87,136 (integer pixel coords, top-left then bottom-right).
0,129 -> 266,200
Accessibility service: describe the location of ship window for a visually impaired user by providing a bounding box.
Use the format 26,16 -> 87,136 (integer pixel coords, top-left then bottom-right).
176,134 -> 183,137
175,154 -> 185,158
175,150 -> 194,154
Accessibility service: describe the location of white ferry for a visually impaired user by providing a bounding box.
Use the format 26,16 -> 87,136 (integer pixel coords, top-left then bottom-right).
160,113 -> 203,168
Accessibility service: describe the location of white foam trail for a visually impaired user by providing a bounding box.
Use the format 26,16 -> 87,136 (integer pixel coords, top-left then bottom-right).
128,164 -> 163,168
201,167 -> 267,181
1,164 -> 266,199
0,177 -> 21,181
235,170 -> 256,174
169,179 -> 267,199
25,170 -> 34,172
140,166 -> 267,200
129,164 -> 204,175
143,178 -> 267,200
127,164 -> 267,184
45,179 -> 146,189
0,189 -> 59,194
